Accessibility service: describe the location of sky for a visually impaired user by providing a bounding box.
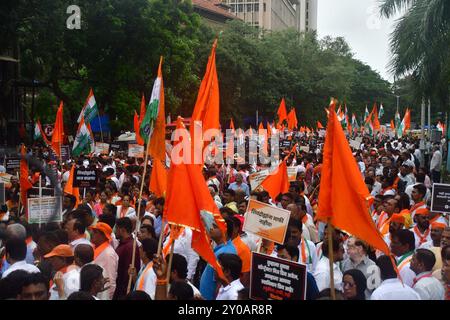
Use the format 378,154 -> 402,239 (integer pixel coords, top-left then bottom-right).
317,0 -> 400,82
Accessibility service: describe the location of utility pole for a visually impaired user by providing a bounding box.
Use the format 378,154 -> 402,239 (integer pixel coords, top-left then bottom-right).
420,98 -> 426,151
428,99 -> 431,140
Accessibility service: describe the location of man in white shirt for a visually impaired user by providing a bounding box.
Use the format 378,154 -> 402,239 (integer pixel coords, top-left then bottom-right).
79,264 -> 108,300
286,219 -> 317,272
65,218 -> 92,249
132,238 -> 158,299
410,249 -> 445,300
390,229 -> 416,287
167,253 -> 202,298
313,236 -> 344,292
371,255 -> 420,300
2,238 -> 41,278
430,145 -> 442,183
216,253 -> 244,300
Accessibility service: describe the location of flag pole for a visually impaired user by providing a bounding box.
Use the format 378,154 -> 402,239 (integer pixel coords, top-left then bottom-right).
97,114 -> 104,143
327,219 -> 336,300
165,239 -> 175,283
126,126 -> 152,294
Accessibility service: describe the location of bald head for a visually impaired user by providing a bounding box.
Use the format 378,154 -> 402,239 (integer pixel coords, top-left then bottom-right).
74,244 -> 94,267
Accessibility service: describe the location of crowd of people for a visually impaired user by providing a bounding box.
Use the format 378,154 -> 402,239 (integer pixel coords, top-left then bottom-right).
0,129 -> 449,300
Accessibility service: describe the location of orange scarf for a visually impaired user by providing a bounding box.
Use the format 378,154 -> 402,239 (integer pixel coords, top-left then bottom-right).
137,262 -> 153,291
413,226 -> 431,245
93,242 -> 109,259
410,201 -> 425,213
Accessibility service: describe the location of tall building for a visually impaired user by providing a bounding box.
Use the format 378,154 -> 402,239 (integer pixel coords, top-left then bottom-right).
222,0 -> 317,32
192,0 -> 240,29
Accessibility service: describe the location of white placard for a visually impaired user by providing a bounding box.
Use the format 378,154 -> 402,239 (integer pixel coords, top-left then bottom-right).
27,196 -> 62,224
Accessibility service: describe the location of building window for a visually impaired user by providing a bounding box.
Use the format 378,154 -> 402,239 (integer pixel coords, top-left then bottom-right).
254,3 -> 259,12
247,4 -> 252,12
231,4 -> 236,12
238,4 -> 243,12
263,3 -> 266,12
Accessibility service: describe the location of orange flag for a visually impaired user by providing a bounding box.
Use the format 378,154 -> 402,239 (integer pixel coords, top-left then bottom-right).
266,121 -> 272,138
277,98 -> 288,125
165,117 -> 226,280
372,103 -> 381,130
134,111 -> 144,146
51,101 -> 64,158
260,160 -> 290,200
64,164 -> 80,204
404,108 -> 411,130
148,57 -> 166,161
20,145 -> 33,218
287,108 -> 298,130
139,94 -> 146,122
229,118 -> 235,132
317,100 -> 390,256
390,120 -> 395,130
191,40 -> 220,134
317,121 -> 324,129
150,159 -> 167,198
346,114 -> 352,136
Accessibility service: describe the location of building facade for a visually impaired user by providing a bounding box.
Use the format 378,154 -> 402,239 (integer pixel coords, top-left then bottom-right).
192,0 -> 240,29
222,0 -> 317,32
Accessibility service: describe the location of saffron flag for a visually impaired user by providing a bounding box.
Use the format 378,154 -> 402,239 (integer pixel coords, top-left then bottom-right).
20,145 -> 33,219
165,117 -> 226,280
134,110 -> 144,146
77,88 -> 99,124
390,120 -> 395,130
64,164 -> 80,204
191,40 -> 220,134
260,160 -> 290,200
229,118 -> 235,132
287,108 -> 298,130
139,94 -> 146,122
317,100 -> 390,256
51,102 -> 64,158
277,98 -> 288,125
150,159 -> 168,198
372,104 -> 381,130
317,121 -> 324,129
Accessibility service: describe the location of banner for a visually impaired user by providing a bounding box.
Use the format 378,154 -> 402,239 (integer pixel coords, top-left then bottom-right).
61,145 -> 71,161
73,168 -> 98,188
5,157 -> 20,173
250,252 -> 307,300
27,196 -> 62,224
287,167 -> 297,182
431,183 -> 450,214
95,142 -> 110,155
249,170 -> 269,191
0,173 -> 13,184
349,139 -> 361,150
128,144 -> 144,158
243,199 -> 290,244
27,187 -> 55,199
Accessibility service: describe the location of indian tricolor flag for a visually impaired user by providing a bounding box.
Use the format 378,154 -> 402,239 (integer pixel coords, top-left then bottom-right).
437,121 -> 445,136
140,57 -> 164,146
72,117 -> 95,157
397,108 -> 410,138
34,119 -> 50,145
77,88 -> 99,124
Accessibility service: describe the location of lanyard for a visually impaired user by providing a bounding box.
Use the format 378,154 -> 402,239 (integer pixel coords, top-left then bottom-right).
413,272 -> 433,287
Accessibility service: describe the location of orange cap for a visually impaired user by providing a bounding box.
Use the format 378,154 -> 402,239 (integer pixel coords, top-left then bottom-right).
89,222 -> 112,241
44,244 -> 74,258
431,222 -> 446,230
390,213 -> 405,224
415,208 -> 429,216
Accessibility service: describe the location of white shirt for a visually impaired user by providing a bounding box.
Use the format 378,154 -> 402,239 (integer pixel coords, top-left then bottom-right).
430,150 -> 442,171
49,266 -> 81,300
298,238 -> 317,273
371,278 -> 421,300
187,280 -> 202,298
116,206 -> 136,219
413,272 -> 445,300
1,260 -> 40,278
69,237 -> 92,250
134,263 -> 157,300
405,184 -> 431,205
313,256 -> 343,292
163,228 -> 199,280
216,279 -> 244,300
396,254 -> 416,287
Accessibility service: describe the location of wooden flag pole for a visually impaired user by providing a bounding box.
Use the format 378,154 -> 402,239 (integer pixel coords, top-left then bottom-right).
156,219 -> 166,257
165,239 -> 175,283
126,135 -> 151,294
327,220 -> 336,300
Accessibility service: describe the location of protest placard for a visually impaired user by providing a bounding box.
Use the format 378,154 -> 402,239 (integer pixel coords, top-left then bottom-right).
431,183 -> 450,214
73,168 -> 98,188
128,144 -> 144,158
0,172 -> 13,184
250,252 -> 307,300
349,139 -> 361,150
287,167 -> 297,182
28,196 -> 62,224
249,170 -> 269,191
5,157 -> 20,173
61,145 -> 71,161
0,183 -> 4,204
243,199 -> 290,244
95,142 -> 110,155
